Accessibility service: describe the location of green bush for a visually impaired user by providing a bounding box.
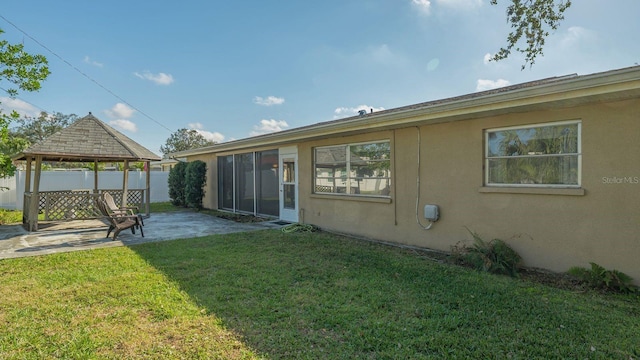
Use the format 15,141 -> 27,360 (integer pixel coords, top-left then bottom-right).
568,262 -> 637,294
184,160 -> 207,210
168,161 -> 187,206
450,230 -> 522,277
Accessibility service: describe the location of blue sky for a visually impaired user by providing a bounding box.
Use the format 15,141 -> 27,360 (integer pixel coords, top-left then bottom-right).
1,0 -> 639,156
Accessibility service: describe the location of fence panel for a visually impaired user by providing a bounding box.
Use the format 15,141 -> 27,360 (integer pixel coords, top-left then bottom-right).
0,171 -> 170,210
0,177 -> 18,209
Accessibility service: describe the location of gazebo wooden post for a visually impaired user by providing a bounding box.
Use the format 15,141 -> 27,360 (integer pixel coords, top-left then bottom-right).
27,155 -> 43,231
22,157 -> 33,227
93,160 -> 99,215
122,160 -> 130,208
145,160 -> 151,217
25,157 -> 32,193
93,160 -> 99,193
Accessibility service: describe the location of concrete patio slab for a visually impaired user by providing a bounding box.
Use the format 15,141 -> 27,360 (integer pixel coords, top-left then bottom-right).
0,211 -> 284,260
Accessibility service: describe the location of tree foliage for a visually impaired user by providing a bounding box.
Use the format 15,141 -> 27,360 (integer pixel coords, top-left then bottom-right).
168,160 -> 207,209
12,111 -> 78,145
168,161 -> 187,206
160,128 -> 215,155
0,28 -> 50,179
185,160 -> 207,210
491,0 -> 572,69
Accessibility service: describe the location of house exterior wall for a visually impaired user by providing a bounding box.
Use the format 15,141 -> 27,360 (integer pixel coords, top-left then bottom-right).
190,97 -> 639,283
296,98 -> 639,282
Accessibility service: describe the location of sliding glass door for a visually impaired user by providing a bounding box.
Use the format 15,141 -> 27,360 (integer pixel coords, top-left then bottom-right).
218,150 -> 279,217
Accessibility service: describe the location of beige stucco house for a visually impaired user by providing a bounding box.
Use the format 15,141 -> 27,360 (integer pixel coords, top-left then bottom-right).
173,66 -> 640,282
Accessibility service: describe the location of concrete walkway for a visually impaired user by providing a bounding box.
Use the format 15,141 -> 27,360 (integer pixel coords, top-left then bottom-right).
0,211 -> 284,260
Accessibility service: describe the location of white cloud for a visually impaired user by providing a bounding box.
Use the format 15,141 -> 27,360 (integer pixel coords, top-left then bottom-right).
83,56 -> 103,68
188,122 -> 205,130
411,0 -> 484,15
188,122 -> 225,143
134,71 -> 175,85
105,103 -> 136,119
109,119 -> 138,132
435,0 -> 482,10
412,0 -> 483,16
253,96 -> 285,106
250,119 -> 289,136
559,26 -> 596,48
476,79 -> 511,91
334,104 -> 385,119
411,0 -> 432,14
0,97 -> 40,118
483,53 -> 492,65
104,103 -> 137,132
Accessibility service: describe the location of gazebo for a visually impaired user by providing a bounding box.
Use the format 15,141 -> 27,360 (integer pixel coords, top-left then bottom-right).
12,113 -> 161,231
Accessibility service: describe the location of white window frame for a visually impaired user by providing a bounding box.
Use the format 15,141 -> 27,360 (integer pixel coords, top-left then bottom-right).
314,140 -> 391,197
484,120 -> 582,188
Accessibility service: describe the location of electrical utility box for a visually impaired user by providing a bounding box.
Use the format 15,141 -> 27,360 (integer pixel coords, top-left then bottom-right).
424,204 -> 439,222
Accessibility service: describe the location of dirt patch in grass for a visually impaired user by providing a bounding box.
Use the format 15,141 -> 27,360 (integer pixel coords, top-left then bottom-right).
517,267 -> 588,292
202,209 -> 270,223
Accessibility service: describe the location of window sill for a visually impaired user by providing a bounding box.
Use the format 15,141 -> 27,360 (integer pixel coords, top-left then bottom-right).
478,186 -> 585,196
310,193 -> 392,203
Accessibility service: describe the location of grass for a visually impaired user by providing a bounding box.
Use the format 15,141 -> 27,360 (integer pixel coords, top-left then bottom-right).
148,201 -> 183,213
0,208 -> 22,225
1,230 -> 639,359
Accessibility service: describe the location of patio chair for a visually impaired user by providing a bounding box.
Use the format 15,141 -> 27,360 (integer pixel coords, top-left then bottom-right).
103,192 -> 143,226
96,197 -> 144,240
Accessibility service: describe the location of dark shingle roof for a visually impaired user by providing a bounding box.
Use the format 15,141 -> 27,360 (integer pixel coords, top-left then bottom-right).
13,113 -> 161,162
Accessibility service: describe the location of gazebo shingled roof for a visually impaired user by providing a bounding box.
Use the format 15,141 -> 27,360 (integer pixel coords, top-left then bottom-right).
13,113 -> 161,231
13,113 -> 160,162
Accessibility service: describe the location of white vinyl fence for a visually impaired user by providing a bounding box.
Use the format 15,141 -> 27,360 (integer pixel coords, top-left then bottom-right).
0,170 -> 170,210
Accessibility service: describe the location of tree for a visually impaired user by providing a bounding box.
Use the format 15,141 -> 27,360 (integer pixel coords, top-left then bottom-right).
12,111 -> 78,145
491,0 -> 572,69
0,28 -> 50,179
160,128 -> 215,155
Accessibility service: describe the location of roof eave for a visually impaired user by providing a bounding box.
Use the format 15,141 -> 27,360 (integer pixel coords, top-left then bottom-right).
12,152 -> 161,162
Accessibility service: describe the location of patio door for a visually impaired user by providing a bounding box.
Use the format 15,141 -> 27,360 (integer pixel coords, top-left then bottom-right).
279,147 -> 298,223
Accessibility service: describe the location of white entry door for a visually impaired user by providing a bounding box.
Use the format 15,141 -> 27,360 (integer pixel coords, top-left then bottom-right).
279,148 -> 298,223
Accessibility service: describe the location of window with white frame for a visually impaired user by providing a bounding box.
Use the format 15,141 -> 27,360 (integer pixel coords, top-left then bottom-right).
314,141 -> 391,196
485,121 -> 581,187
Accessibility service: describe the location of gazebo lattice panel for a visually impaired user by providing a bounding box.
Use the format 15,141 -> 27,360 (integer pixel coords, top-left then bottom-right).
101,190 -> 144,209
34,189 -> 145,221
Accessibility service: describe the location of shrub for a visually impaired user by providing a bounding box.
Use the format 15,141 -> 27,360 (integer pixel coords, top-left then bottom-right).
568,262 -> 637,294
184,160 -> 207,210
168,161 -> 187,206
450,230 -> 522,277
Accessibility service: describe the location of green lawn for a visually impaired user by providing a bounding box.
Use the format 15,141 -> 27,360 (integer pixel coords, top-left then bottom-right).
0,208 -> 22,225
1,230 -> 638,359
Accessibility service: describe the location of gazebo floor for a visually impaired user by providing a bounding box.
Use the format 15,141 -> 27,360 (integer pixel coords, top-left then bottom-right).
35,219 -> 108,231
